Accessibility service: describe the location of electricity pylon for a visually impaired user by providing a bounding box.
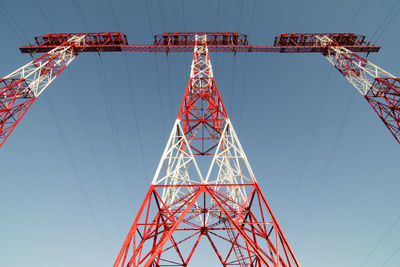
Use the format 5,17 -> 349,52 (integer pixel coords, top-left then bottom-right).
113,34 -> 300,267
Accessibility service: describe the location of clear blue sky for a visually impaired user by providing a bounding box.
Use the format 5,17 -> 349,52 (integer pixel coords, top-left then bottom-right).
0,0 -> 400,266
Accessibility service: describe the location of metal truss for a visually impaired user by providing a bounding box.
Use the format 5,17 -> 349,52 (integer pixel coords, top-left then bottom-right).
151,120 -> 203,208
205,119 -> 255,205
317,36 -> 400,143
113,184 -> 299,267
0,34 -> 85,146
3,30 -> 398,266
20,32 -> 128,53
0,32 -> 129,147
115,35 -> 300,267
1,31 -> 381,149
177,35 -> 228,155
20,32 -> 379,54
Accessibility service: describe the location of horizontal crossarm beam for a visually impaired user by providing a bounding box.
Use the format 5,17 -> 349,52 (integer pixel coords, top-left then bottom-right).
19,32 -> 380,54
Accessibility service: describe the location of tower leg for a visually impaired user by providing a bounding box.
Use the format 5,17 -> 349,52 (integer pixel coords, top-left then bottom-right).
114,184 -> 300,267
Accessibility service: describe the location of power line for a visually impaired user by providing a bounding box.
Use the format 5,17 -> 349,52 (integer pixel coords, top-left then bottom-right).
45,92 -> 112,256
359,214 -> 400,266
290,0 -> 368,245
370,0 -> 400,43
96,56 -> 135,209
237,0 -> 244,31
382,245 -> 400,266
356,1 -> 400,265
145,0 -> 167,141
69,0 -> 137,211
166,56 -> 176,120
157,2 -> 175,122
67,69 -> 123,238
121,55 -> 150,180
297,89 -> 356,247
105,4 -> 151,180
345,0 -> 368,32
0,2 -> 29,43
145,0 -> 155,36
107,0 -> 121,30
154,54 -> 167,143
72,0 -> 91,32
284,69 -> 332,230
0,0 -> 113,256
171,0 -> 179,32
36,0 -> 123,238
238,0 -> 256,134
143,0 -> 167,140
157,0 -> 166,33
33,0 -> 56,32
216,0 -> 221,32
248,0 -> 257,37
237,54 -> 248,136
229,56 -> 237,113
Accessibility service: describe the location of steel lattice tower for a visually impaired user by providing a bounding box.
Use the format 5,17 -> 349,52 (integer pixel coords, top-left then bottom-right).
113,34 -> 300,267
2,30 -> 400,267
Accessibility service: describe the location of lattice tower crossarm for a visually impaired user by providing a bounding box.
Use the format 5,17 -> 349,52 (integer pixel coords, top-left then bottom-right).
0,31 -> 382,149
317,36 -> 400,143
114,34 -> 300,267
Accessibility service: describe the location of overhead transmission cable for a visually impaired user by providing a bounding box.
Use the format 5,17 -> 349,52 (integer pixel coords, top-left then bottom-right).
382,245 -> 400,266
293,0 -> 369,245
157,0 -> 166,33
238,0 -> 256,135
181,0 -> 186,32
44,0 -> 122,236
283,69 -> 333,230
31,0 -> 115,250
67,69 -> 123,238
144,0 -> 167,143
45,92 -> 112,256
107,0 -> 121,30
237,0 -> 244,31
181,0 -> 189,72
359,214 -> 400,266
106,1 -> 150,180
154,0 -> 174,122
72,1 -> 136,209
33,0 -> 56,32
356,2 -> 400,265
370,0 -> 400,43
344,0 -> 368,32
0,2 -> 29,43
72,0 -> 91,32
297,89 -> 356,247
1,0 -> 112,255
96,57 -> 135,209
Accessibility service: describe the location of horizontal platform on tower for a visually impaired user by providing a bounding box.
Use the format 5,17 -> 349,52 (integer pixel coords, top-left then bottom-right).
19,32 -> 380,54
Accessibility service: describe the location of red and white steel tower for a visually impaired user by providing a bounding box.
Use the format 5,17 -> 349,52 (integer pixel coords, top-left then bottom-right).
1,31 -> 400,266
113,34 -> 300,267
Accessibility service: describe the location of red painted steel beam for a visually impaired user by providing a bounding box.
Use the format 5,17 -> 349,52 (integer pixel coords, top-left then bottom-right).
19,32 -> 128,53
275,32 -> 366,46
19,32 -> 380,54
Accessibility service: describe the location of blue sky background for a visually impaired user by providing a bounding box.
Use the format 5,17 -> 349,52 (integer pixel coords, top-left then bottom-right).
0,0 -> 400,266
